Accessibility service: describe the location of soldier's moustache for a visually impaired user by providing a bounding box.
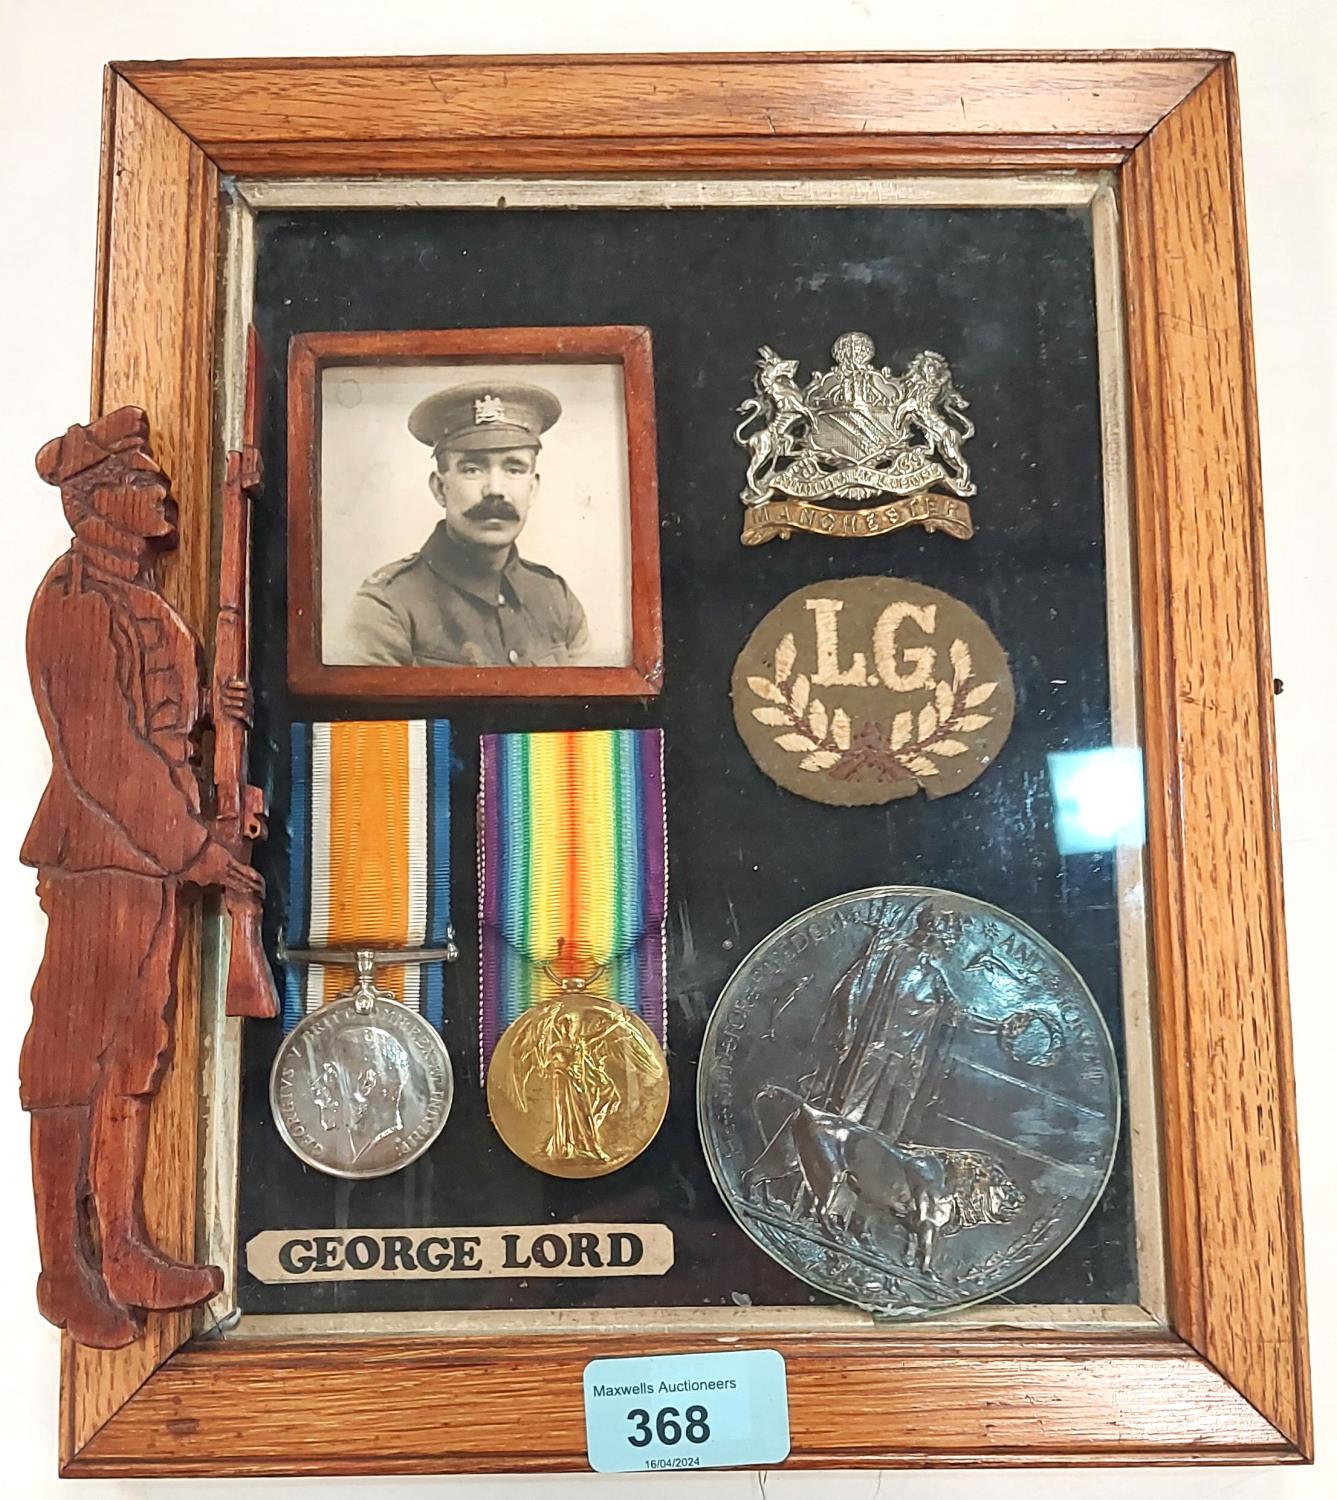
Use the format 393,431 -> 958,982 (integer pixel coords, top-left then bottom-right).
466,499 -> 520,522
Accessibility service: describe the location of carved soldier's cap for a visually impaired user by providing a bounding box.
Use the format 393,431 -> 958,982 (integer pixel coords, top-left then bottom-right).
408,382 -> 561,457
35,406 -> 164,487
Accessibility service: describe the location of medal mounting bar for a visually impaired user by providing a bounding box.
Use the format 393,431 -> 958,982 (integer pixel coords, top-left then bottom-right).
22,50 -> 1309,1479
280,943 -> 461,966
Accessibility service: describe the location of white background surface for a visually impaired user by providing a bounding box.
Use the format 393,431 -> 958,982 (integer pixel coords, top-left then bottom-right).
319,361 -> 633,666
1,1 -> 1332,1494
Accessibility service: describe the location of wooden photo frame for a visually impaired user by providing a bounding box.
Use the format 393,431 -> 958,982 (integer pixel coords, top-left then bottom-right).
34,50 -> 1309,1476
288,325 -> 663,700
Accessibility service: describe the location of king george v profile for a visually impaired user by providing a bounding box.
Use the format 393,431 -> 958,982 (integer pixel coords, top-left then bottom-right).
343,382 -> 590,667
310,1024 -> 415,1165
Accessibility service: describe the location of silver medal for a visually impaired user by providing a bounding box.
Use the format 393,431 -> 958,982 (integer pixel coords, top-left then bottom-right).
697,887 -> 1119,1316
270,953 -> 454,1179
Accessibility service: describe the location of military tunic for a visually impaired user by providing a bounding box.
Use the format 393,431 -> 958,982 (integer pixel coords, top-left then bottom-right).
342,521 -> 590,668
21,544 -> 209,1109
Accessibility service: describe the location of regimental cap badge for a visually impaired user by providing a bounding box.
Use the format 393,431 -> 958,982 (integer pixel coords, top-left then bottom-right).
734,331 -> 978,546
474,393 -> 506,424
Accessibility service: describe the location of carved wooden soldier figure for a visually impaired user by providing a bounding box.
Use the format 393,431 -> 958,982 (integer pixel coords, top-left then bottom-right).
21,407 -> 262,1347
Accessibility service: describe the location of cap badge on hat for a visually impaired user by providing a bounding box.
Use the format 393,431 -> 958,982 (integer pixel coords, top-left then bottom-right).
409,381 -> 562,453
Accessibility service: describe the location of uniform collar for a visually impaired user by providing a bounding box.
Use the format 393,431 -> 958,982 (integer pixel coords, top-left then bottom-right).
72,534 -> 151,583
419,520 -> 524,606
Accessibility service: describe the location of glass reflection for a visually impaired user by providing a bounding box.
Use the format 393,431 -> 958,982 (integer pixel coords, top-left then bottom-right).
1048,747 -> 1146,856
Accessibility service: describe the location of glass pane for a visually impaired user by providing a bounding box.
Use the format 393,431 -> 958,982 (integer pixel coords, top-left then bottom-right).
227,181 -> 1159,1328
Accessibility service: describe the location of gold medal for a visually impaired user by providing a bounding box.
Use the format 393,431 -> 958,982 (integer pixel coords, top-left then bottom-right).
486,974 -> 669,1180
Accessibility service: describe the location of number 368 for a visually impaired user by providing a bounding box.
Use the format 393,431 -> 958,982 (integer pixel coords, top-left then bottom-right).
627,1405 -> 710,1447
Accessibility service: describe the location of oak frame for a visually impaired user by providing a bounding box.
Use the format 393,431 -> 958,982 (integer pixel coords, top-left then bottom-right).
58,50 -> 1309,1475
287,324 -> 664,701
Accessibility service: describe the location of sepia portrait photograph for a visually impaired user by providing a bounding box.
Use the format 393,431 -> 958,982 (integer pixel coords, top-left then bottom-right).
288,327 -> 662,699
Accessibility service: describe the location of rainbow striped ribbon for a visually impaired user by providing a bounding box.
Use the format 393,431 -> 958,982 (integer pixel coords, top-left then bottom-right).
479,728 -> 667,1066
284,719 -> 453,1033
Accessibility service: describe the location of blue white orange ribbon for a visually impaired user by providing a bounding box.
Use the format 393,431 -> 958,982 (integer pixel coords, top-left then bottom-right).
479,728 -> 667,1067
284,719 -> 453,1032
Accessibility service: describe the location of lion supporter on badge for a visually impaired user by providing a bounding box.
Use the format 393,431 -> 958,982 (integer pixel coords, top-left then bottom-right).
344,383 -> 591,667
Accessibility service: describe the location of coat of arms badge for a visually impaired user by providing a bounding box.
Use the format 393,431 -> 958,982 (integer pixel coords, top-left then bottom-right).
734,331 -> 978,547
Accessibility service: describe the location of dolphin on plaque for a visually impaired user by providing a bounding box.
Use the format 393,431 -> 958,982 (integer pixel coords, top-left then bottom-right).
733,331 -> 978,546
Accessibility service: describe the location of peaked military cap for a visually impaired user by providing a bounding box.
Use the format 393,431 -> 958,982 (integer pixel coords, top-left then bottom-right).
408,381 -> 562,455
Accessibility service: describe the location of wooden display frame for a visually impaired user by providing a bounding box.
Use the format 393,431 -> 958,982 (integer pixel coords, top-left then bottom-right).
54,51 -> 1308,1474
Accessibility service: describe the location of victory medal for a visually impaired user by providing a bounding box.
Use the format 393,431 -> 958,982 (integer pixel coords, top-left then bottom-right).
480,729 -> 671,1179
486,968 -> 670,1180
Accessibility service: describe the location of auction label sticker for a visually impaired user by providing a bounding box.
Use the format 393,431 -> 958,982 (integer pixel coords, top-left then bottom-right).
583,1348 -> 790,1473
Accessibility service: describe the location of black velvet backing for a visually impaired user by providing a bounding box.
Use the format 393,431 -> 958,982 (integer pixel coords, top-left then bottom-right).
236,203 -> 1139,1317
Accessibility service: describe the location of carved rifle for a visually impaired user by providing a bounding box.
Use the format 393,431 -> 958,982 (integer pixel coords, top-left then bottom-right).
213,330 -> 279,1020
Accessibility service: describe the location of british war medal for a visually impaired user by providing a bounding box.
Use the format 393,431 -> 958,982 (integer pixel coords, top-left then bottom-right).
271,719 -> 456,1178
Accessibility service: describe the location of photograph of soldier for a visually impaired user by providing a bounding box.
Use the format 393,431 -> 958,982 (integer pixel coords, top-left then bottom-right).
318,361 -> 634,670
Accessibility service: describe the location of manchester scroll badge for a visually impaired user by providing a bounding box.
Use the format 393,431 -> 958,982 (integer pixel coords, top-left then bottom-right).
734,331 -> 977,546
731,578 -> 1014,808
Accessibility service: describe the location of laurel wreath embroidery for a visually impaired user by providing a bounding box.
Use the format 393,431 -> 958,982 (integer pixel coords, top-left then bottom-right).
746,632 -> 998,784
